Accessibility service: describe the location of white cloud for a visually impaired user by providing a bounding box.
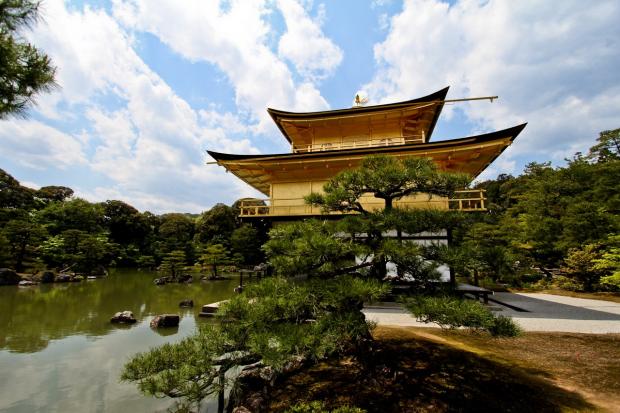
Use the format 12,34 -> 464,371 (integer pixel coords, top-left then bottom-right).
365,0 -> 620,170
277,0 -> 343,81
2,0 -> 345,213
0,119 -> 86,169
18,0 -> 266,213
112,0 -> 333,132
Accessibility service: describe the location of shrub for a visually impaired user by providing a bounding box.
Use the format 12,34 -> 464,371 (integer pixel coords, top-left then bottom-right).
552,275 -> 582,291
404,296 -> 494,331
598,273 -> 620,291
285,401 -> 366,413
488,315 -> 522,337
404,295 -> 521,337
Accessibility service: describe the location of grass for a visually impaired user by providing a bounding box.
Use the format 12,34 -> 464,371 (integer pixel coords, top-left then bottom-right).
267,326 -> 620,412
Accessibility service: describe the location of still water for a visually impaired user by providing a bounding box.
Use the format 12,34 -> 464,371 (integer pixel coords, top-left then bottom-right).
0,269 -> 239,412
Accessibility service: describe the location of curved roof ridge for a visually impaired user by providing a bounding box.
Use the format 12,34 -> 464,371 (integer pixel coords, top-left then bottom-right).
268,87 -> 450,143
267,86 -> 450,118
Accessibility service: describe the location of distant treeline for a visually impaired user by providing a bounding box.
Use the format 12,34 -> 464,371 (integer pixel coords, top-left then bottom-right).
457,128 -> 619,291
1,128 -> 618,290
0,171 -> 267,274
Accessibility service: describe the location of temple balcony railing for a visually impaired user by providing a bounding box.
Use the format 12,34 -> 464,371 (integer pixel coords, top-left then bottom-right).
239,189 -> 486,217
291,134 -> 425,153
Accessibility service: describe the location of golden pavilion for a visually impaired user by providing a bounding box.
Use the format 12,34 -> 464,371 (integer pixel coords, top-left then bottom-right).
208,87 -> 526,219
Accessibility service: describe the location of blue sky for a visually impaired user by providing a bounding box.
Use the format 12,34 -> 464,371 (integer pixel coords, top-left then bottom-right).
1,0 -> 618,213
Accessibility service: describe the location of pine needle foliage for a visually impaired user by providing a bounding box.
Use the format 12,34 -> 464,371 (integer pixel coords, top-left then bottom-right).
0,0 -> 56,117
122,276 -> 389,410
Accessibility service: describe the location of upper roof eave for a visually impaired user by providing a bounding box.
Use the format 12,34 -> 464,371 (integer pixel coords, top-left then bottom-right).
267,87 -> 450,144
207,123 -> 527,163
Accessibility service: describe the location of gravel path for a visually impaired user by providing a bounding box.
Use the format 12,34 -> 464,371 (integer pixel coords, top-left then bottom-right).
363,293 -> 620,334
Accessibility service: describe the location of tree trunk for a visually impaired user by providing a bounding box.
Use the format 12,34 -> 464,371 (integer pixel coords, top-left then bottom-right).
447,228 -> 456,288
15,242 -> 27,273
217,365 -> 226,413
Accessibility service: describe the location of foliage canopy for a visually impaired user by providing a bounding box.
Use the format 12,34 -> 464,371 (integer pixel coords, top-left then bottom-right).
0,0 -> 56,117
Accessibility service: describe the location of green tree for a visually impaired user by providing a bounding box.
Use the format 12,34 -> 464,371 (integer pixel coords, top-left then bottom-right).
477,153 -> 619,270
230,224 -> 263,264
197,244 -> 231,279
195,203 -> 236,244
0,231 -> 12,267
263,220 -> 361,278
75,234 -> 113,275
0,168 -> 36,214
35,186 -> 73,203
38,234 -> 64,268
158,213 -> 195,253
587,128 -> 620,162
37,229 -> 114,272
561,244 -> 605,292
101,200 -> 150,265
122,276 -> 388,412
304,155 -> 470,281
2,218 -> 46,271
159,250 -> 186,279
136,255 -> 156,269
0,0 -> 56,118
102,200 -> 146,244
593,234 -> 620,290
306,155 -> 469,213
37,198 -> 104,234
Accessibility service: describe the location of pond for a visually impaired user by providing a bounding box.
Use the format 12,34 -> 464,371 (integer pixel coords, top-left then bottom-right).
0,269 -> 241,412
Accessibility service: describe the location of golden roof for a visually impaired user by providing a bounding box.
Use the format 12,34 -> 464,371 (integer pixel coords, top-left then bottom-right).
208,124 -> 527,195
267,87 -> 450,147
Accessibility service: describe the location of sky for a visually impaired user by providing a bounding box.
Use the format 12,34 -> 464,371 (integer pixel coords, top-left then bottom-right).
1,0 -> 618,214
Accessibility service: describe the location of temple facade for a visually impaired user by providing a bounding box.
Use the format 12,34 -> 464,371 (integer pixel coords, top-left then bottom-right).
208,87 -> 526,220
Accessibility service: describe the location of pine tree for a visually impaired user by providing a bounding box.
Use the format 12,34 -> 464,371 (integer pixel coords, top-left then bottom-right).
1,0 -> 56,117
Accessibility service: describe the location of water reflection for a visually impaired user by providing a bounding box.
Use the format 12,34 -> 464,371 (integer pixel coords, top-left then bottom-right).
0,269 -> 238,412
0,269 -> 237,353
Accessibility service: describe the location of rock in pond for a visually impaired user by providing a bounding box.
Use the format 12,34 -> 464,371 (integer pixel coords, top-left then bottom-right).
153,276 -> 171,285
150,314 -> 180,328
111,310 -> 137,324
179,299 -> 194,308
38,271 -> 55,283
0,268 -> 20,286
18,280 -> 37,286
178,274 -> 193,283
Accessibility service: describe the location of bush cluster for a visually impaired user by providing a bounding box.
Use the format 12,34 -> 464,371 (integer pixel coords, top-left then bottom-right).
404,295 -> 522,337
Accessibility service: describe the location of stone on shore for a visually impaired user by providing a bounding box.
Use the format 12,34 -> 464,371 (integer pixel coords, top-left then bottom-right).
199,301 -> 226,317
0,268 -> 20,286
150,314 -> 180,328
39,271 -> 55,283
18,280 -> 37,286
55,273 -> 73,283
111,310 -> 137,324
